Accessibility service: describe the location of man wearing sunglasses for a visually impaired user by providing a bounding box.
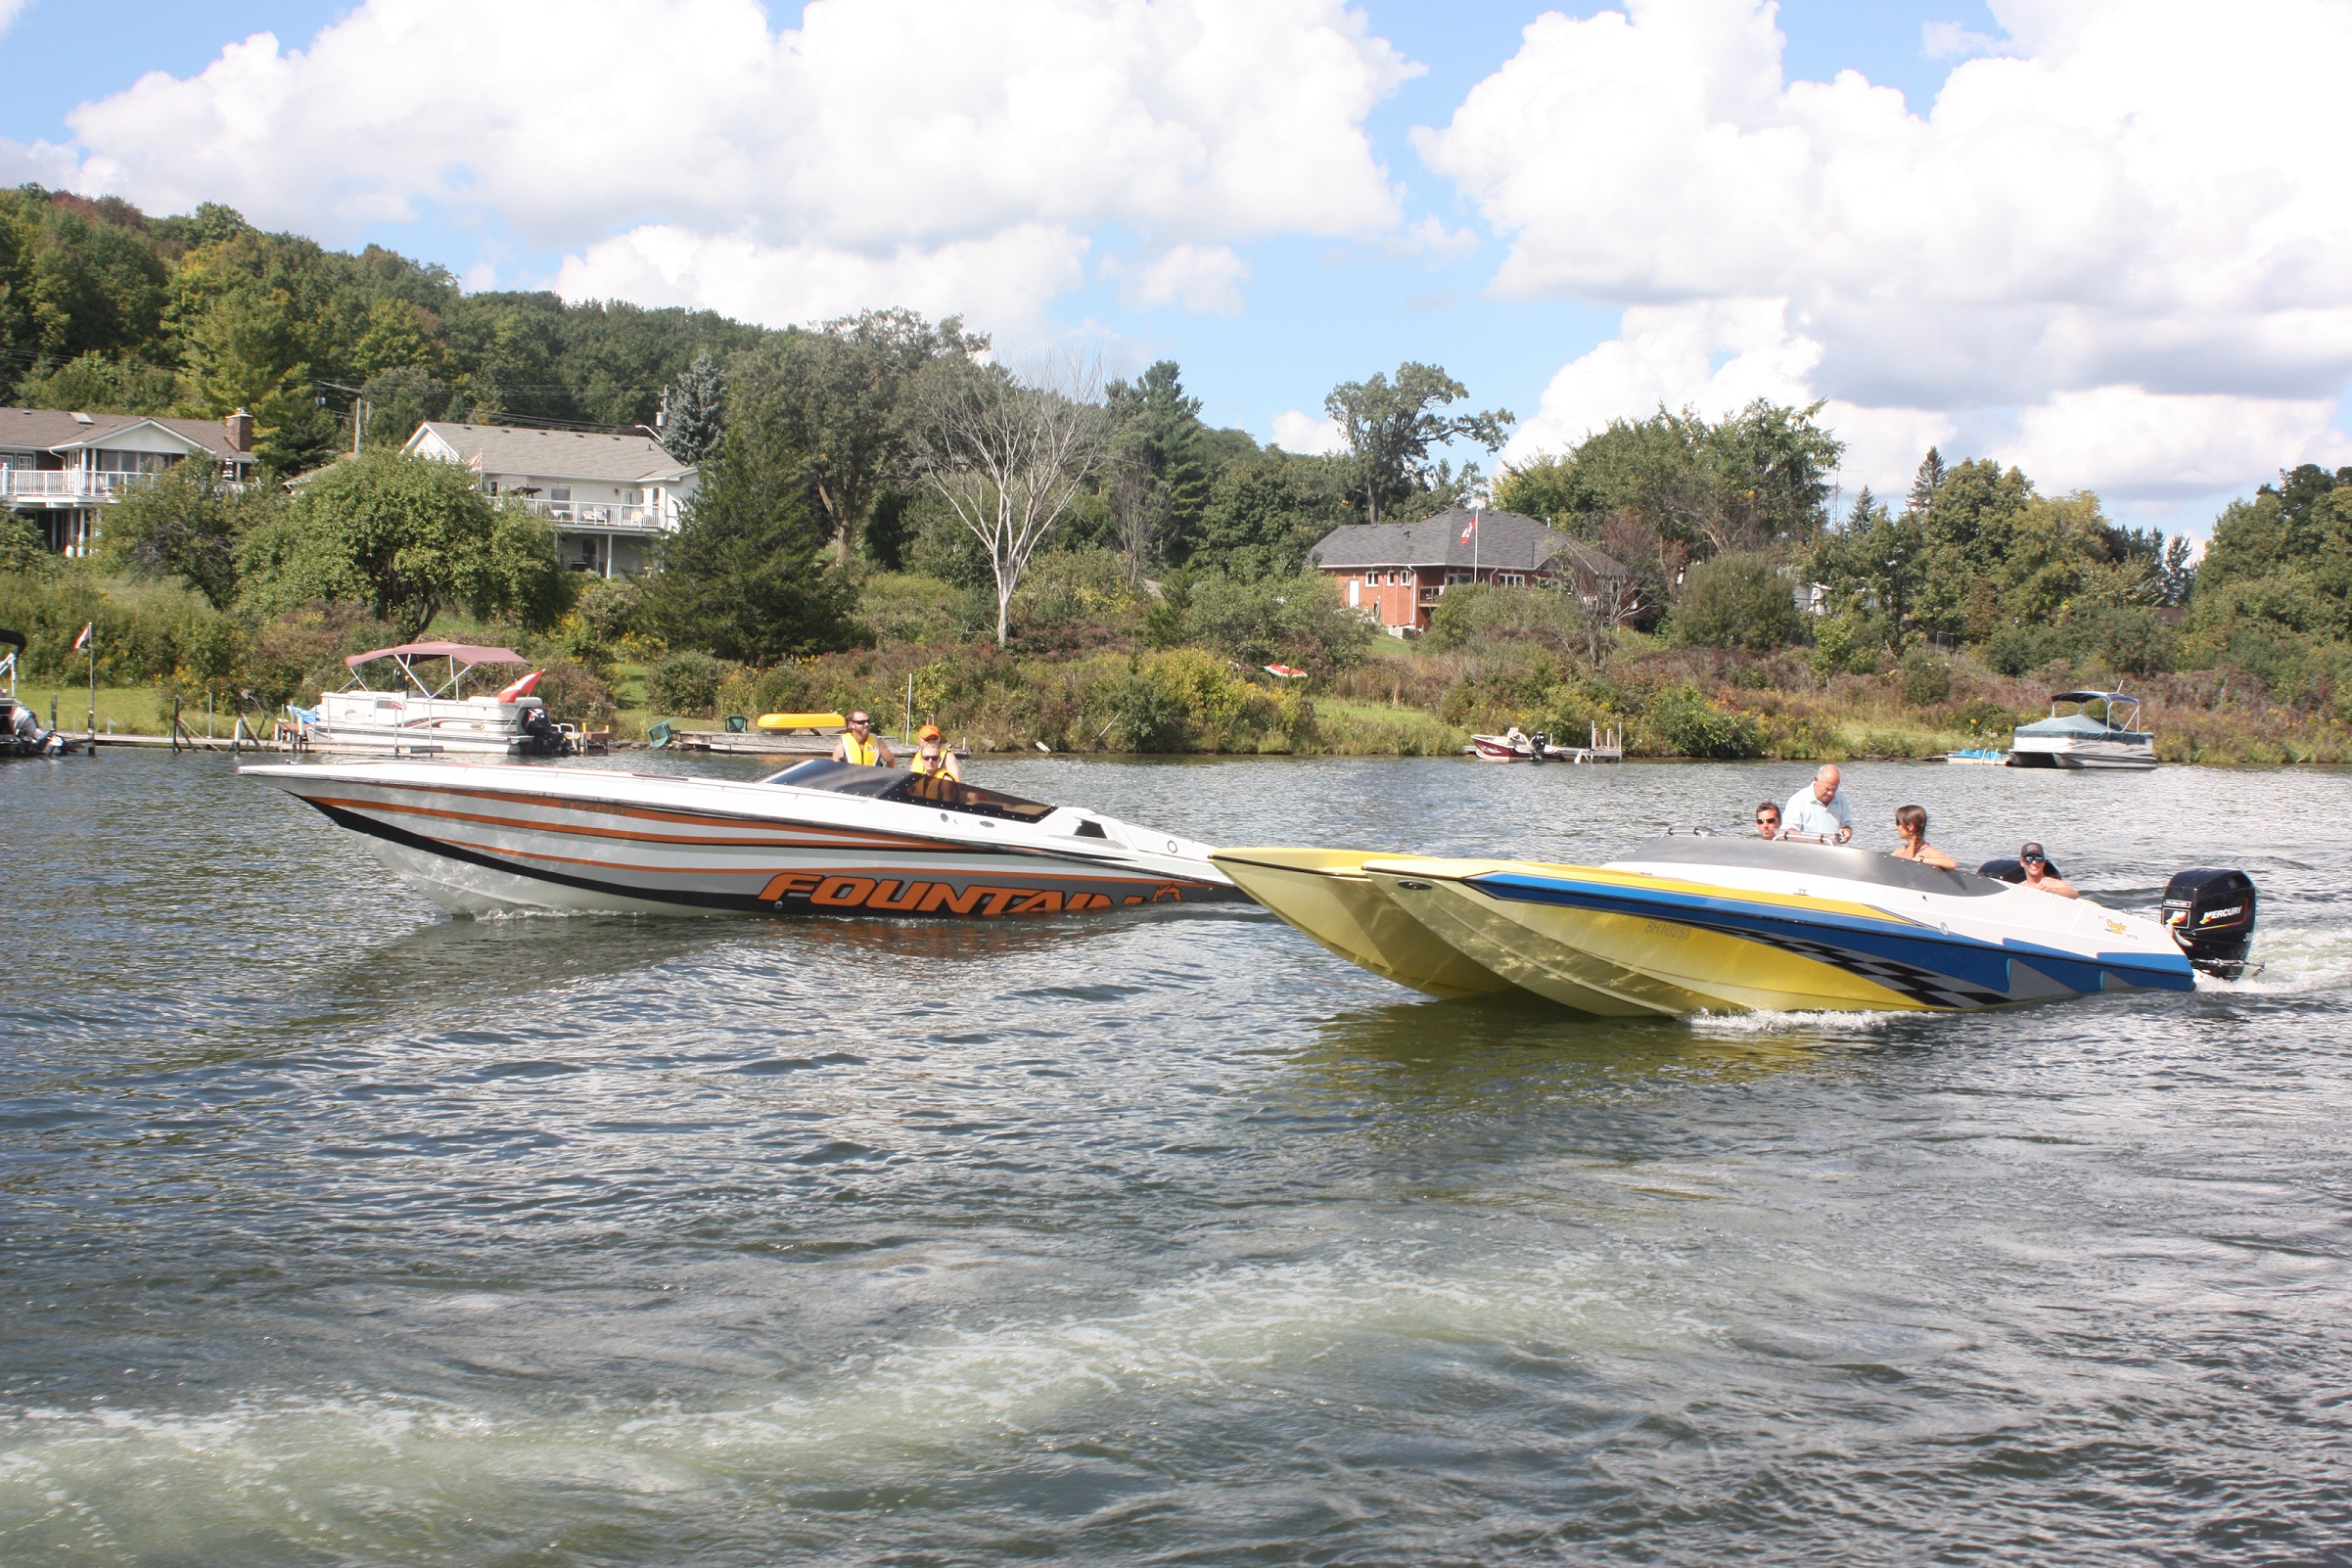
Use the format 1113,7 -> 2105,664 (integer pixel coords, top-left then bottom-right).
1754,803 -> 1782,839
831,711 -> 899,768
2017,842 -> 2078,899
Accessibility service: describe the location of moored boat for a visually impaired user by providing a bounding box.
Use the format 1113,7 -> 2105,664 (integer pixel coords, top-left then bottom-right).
2007,690 -> 2157,769
243,757 -> 1243,919
298,641 -> 576,758
1214,833 -> 2254,1015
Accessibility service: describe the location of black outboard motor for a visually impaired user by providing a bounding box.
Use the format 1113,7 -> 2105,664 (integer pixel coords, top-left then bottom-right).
1528,730 -> 1548,765
2162,868 -> 2259,980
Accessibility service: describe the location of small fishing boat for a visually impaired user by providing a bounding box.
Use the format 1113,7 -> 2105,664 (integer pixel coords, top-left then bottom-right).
2007,691 -> 2157,769
243,757 -> 1244,918
0,628 -> 66,759
1468,724 -> 1623,763
1945,747 -> 2009,765
297,641 -> 576,758
1213,833 -> 2256,1015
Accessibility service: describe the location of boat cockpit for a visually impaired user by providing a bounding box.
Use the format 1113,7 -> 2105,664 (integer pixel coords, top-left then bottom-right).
762,758 -> 1062,824
1618,834 -> 2012,897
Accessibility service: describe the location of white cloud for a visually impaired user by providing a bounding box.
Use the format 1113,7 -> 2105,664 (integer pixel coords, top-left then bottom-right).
0,0 -> 30,39
1271,410 -> 1348,453
1921,21 -> 2006,60
61,0 -> 1409,334
0,137 -> 75,188
1105,243 -> 1252,316
559,224 -> 1092,336
1421,0 -> 2352,502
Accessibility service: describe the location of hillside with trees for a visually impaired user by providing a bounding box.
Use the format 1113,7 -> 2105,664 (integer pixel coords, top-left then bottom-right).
4,182 -> 2352,761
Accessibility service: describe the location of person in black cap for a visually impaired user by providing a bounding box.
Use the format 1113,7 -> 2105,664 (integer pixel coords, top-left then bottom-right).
2018,842 -> 2078,899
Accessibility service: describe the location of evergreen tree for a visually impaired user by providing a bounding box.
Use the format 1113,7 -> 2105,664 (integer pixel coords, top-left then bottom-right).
660,352 -> 726,464
644,410 -> 854,662
1103,360 -> 1212,566
1905,446 -> 1947,517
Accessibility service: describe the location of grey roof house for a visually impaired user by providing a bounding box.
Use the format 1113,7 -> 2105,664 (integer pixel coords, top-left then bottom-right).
2,406 -> 258,556
403,422 -> 698,577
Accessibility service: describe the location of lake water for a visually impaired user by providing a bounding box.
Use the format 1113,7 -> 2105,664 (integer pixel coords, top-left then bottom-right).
4,750 -> 2350,1566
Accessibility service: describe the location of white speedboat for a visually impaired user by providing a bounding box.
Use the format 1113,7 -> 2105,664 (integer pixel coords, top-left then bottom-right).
1213,834 -> 2256,1015
299,641 -> 574,758
2007,690 -> 2157,769
242,757 -> 1244,918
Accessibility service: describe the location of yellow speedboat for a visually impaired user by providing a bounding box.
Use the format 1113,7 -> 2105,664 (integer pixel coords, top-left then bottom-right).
1215,836 -> 2223,1015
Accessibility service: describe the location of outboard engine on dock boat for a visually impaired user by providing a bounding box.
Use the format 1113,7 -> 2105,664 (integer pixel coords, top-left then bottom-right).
2162,868 -> 2259,980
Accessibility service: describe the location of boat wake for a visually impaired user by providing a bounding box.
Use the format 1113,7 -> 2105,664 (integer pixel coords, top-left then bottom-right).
2211,921 -> 2352,995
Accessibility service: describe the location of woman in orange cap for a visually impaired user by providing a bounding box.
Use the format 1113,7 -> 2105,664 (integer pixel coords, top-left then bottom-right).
909,723 -> 961,782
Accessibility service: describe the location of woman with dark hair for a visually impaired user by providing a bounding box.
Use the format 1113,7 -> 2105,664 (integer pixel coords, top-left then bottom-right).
1890,805 -> 1958,869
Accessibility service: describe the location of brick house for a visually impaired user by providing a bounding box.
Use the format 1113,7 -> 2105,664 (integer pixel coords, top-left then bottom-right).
1307,508 -> 1630,634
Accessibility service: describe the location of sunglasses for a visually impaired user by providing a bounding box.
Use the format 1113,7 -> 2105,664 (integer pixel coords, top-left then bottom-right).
1756,814 -> 1778,824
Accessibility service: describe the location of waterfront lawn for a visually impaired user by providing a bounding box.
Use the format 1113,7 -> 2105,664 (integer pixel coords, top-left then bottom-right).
10,684 -> 171,736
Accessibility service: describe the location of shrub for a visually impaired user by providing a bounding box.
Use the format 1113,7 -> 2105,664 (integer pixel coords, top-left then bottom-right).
1641,683 -> 1765,758
1424,582 -> 1588,652
1983,621 -> 2067,677
1671,553 -> 1806,652
859,571 -> 966,646
1808,611 -> 1883,677
647,650 -> 736,715
1898,648 -> 1954,706
1948,697 -> 2019,739
1182,570 -> 1373,673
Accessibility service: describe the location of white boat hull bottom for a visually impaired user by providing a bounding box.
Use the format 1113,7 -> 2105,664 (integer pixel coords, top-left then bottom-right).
366,838 -> 701,916
2007,746 -> 2158,770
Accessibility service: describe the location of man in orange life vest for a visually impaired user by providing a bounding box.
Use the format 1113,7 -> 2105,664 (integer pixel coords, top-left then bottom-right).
831,710 -> 898,767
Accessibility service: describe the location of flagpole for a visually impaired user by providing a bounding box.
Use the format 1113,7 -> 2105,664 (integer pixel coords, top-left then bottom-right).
86,625 -> 96,739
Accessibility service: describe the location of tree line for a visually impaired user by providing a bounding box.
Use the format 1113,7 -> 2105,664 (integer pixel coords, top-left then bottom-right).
8,180 -> 2352,739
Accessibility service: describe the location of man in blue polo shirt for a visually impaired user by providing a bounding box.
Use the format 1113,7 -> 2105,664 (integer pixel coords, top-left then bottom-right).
1782,763 -> 1855,844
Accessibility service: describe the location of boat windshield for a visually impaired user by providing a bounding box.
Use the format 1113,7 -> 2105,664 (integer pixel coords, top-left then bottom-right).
761,759 -> 1058,822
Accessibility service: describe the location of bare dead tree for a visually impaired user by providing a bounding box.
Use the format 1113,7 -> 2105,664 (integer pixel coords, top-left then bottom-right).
919,354 -> 1106,647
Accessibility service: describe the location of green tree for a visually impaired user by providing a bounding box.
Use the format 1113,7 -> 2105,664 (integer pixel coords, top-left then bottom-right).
744,308 -> 988,563
643,398 -> 855,663
1805,485 -> 1926,649
1103,360 -> 1213,568
238,450 -> 564,637
1670,552 -> 1805,651
101,459 -> 280,609
659,351 -> 726,463
1192,450 -> 1350,578
1322,361 -> 1511,524
1504,401 -> 1842,558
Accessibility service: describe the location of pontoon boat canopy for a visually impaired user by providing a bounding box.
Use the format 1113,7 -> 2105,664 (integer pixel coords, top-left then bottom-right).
2050,690 -> 2136,704
346,641 -> 529,669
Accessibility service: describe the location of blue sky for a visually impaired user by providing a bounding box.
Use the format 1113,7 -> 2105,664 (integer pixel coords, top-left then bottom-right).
2,1 -> 2340,535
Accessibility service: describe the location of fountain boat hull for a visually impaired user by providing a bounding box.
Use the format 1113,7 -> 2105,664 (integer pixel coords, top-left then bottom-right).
245,759 -> 1244,919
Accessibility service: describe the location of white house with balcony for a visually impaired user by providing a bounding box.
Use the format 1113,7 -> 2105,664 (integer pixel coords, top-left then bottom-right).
401,422 -> 697,576
1,406 -> 258,555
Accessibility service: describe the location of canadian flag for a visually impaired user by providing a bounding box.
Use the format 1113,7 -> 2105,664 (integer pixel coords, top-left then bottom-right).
71,623 -> 92,651
1458,511 -> 1480,544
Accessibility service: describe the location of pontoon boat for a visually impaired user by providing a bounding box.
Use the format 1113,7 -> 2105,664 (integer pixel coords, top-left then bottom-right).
298,641 -> 574,757
2007,691 -> 2157,769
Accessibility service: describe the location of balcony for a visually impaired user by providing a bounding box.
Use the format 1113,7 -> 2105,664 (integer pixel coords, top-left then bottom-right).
498,496 -> 673,534
0,469 -> 165,505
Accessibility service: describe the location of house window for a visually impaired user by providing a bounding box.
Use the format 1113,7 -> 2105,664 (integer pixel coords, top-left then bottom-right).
1446,571 -> 1474,584
1389,571 -> 1404,585
550,486 -> 572,502
1363,571 -> 1379,586
1499,573 -> 1525,587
